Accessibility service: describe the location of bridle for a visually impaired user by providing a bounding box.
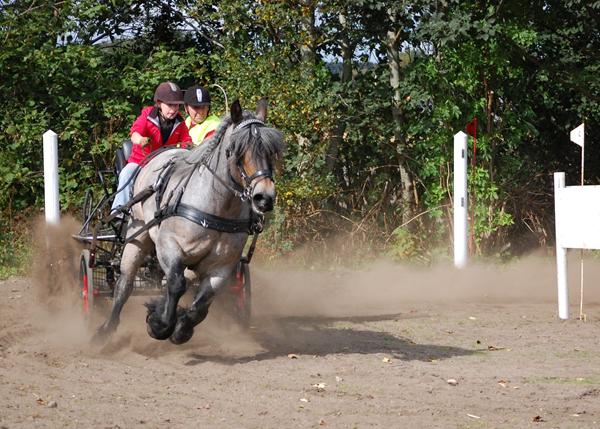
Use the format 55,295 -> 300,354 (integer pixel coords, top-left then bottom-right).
213,118 -> 275,203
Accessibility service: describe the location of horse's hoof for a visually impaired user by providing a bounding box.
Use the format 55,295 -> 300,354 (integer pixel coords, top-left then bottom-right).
91,323 -> 114,345
91,332 -> 105,345
169,327 -> 194,345
146,314 -> 174,340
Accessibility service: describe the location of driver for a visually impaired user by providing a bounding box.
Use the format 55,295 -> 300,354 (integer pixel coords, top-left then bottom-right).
111,81 -> 192,216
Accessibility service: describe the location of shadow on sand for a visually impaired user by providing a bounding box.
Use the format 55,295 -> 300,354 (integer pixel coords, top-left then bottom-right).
183,312 -> 474,365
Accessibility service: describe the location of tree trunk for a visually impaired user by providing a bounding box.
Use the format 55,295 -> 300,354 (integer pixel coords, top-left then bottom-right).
325,10 -> 353,174
298,0 -> 316,65
386,20 -> 414,225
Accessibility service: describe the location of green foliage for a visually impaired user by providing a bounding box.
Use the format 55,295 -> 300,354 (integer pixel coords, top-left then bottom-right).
385,227 -> 418,261
469,166 -> 514,249
1,0 -> 600,274
0,220 -> 31,280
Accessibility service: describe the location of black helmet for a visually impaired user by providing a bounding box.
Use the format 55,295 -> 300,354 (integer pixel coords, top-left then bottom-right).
153,81 -> 184,104
184,85 -> 211,106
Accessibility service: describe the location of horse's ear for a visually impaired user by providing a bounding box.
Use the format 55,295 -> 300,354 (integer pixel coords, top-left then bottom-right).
231,99 -> 243,124
256,98 -> 268,122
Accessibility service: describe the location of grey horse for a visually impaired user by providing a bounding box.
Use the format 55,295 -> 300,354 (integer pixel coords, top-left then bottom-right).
95,99 -> 284,344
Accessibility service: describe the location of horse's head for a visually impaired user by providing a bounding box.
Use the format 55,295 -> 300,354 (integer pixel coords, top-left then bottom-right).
226,99 -> 285,214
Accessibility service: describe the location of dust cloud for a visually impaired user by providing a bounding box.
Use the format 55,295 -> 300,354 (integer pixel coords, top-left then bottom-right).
28,216 -> 90,347
20,219 -> 600,354
31,216 -> 82,306
252,252 -> 600,319
23,217 -> 264,356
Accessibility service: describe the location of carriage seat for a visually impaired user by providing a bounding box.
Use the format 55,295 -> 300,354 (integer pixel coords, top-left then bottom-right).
115,139 -> 133,175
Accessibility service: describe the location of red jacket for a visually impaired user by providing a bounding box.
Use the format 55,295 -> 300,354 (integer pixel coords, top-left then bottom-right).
128,106 -> 192,164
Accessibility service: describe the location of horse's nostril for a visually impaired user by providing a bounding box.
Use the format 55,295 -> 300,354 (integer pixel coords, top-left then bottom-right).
253,194 -> 274,212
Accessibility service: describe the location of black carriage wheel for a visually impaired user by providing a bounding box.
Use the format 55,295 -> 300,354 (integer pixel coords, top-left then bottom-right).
79,249 -> 94,315
233,262 -> 252,328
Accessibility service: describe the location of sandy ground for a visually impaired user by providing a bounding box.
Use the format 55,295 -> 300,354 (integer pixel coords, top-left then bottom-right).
2,253 -> 600,428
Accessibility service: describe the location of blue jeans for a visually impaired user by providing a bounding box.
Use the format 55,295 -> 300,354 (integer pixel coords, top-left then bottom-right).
111,163 -> 140,213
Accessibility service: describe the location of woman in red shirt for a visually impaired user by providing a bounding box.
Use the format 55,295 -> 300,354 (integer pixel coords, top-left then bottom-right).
111,81 -> 192,216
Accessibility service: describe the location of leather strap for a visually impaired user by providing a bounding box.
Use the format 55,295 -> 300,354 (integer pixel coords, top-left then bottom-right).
173,203 -> 253,233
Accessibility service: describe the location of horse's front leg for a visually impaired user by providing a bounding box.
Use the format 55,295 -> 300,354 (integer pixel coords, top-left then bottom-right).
145,245 -> 187,340
169,267 -> 232,345
93,242 -> 146,342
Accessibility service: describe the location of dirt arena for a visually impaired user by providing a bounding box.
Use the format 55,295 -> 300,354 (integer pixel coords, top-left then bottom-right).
2,251 -> 600,428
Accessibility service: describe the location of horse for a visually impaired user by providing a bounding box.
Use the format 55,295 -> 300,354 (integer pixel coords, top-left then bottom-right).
95,99 -> 285,344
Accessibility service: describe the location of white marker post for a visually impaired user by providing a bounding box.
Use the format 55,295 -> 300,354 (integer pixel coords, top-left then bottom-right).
43,130 -> 60,225
554,172 -> 569,319
454,131 -> 468,268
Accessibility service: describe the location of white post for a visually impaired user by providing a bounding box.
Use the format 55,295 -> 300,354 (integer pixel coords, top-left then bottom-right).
554,172 -> 568,319
43,130 -> 60,225
454,131 -> 468,268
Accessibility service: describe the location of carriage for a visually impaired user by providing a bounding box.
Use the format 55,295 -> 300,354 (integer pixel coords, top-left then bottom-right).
72,136 -> 254,329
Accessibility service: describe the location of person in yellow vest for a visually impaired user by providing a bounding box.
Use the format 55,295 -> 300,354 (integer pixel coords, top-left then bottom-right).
183,85 -> 221,145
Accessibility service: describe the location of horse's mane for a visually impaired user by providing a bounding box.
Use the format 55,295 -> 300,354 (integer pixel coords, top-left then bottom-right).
229,113 -> 285,163
181,111 -> 285,168
185,115 -> 234,164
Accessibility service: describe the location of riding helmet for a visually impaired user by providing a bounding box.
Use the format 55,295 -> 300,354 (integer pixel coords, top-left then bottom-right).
153,81 -> 185,104
184,85 -> 211,106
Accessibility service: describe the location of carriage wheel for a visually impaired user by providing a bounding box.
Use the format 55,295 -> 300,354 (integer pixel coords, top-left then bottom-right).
231,261 -> 252,328
79,249 -> 95,314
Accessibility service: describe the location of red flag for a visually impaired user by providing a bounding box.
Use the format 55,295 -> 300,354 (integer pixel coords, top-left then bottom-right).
466,117 -> 477,166
466,117 -> 477,137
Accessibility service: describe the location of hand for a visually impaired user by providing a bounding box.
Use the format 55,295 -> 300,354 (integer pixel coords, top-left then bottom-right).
140,137 -> 150,147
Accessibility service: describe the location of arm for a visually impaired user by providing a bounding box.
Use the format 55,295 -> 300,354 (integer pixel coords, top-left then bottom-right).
130,109 -> 152,147
177,123 -> 193,149
203,130 -> 216,141
131,132 -> 150,148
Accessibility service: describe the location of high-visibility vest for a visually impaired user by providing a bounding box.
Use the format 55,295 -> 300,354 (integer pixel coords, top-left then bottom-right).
186,115 -> 221,145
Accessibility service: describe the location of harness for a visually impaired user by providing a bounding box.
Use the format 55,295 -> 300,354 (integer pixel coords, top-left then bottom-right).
108,119 -> 273,256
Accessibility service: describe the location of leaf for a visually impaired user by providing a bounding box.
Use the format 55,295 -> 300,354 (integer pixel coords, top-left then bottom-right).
487,345 -> 506,351
312,383 -> 326,391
